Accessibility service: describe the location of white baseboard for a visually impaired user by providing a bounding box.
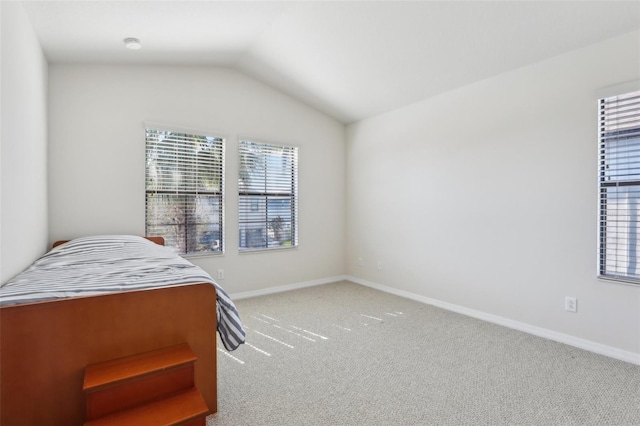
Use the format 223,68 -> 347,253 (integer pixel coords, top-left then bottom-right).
228,274 -> 639,366
347,276 -> 640,366
229,275 -> 348,300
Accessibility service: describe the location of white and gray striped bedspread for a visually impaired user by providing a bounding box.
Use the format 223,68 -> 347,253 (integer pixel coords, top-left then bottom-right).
0,235 -> 245,351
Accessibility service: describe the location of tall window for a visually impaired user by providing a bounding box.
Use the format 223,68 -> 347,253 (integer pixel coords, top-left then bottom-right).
238,140 -> 298,251
145,128 -> 224,255
598,90 -> 640,283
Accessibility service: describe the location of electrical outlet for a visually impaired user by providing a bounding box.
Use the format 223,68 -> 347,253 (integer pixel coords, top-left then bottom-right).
377,260 -> 382,270
217,269 -> 224,280
358,257 -> 363,266
565,296 -> 577,313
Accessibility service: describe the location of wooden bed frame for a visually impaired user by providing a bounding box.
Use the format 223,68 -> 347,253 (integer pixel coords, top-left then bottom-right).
0,237 -> 218,425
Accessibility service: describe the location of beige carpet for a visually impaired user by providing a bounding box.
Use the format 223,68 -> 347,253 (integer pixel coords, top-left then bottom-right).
208,281 -> 640,425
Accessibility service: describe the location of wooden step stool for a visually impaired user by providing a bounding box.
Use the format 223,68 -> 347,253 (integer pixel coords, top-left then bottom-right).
83,343 -> 209,426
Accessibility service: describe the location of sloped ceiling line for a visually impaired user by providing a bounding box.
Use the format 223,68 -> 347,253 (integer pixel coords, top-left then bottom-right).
22,1 -> 640,123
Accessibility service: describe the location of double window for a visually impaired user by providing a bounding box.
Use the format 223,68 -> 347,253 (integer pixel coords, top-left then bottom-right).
238,140 -> 298,251
598,90 -> 640,284
145,128 -> 224,255
145,130 -> 298,254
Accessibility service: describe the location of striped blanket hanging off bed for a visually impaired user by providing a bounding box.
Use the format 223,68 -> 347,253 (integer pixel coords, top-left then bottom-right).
0,235 -> 245,351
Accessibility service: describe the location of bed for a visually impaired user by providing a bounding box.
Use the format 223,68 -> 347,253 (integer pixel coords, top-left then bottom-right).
0,235 -> 245,425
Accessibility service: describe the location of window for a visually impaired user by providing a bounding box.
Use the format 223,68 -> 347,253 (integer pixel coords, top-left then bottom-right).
145,128 -> 224,255
598,90 -> 640,283
238,140 -> 298,251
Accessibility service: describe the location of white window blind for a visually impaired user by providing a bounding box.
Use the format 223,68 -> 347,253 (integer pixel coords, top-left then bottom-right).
598,90 -> 640,283
145,128 -> 224,255
238,140 -> 298,251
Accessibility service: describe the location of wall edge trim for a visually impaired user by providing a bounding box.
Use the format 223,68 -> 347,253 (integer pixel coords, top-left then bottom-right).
348,276 -> 640,366
228,275 -> 349,300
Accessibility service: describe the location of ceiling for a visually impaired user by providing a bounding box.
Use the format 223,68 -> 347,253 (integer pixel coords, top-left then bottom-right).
21,1 -> 640,124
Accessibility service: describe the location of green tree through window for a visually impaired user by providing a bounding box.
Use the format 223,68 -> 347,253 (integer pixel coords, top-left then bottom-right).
145,128 -> 224,255
239,140 -> 298,251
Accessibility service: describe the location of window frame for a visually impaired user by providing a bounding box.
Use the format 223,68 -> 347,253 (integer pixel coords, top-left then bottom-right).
238,139 -> 299,252
145,126 -> 225,256
597,90 -> 640,285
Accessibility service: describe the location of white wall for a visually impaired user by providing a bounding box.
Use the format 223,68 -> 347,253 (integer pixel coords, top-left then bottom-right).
0,2 -> 49,283
346,31 -> 640,359
48,65 -> 345,293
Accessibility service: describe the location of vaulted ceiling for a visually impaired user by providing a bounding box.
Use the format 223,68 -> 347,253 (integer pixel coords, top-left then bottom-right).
22,1 -> 640,123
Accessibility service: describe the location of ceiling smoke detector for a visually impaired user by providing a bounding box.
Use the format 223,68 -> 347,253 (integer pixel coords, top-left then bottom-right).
124,38 -> 142,50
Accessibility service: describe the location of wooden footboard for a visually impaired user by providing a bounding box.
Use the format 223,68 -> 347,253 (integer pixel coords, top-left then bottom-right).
0,283 -> 217,425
